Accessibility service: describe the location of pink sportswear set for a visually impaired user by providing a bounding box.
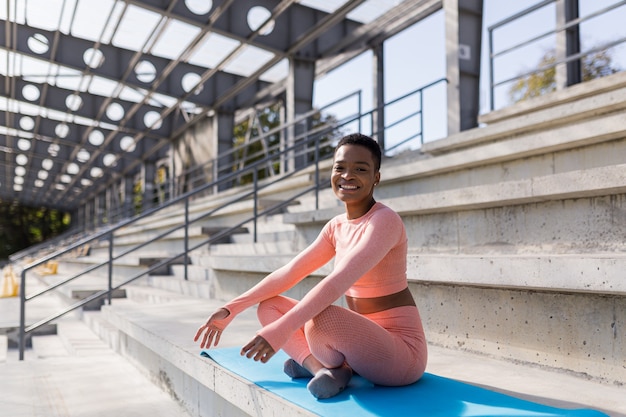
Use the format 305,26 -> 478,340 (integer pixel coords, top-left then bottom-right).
216,202 -> 427,386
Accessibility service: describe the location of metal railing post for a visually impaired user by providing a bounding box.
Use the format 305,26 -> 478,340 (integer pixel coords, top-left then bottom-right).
253,169 -> 258,243
184,199 -> 189,280
108,232 -> 114,305
419,90 -> 425,145
489,26 -> 495,110
19,269 -> 26,360
357,90 -> 362,133
315,138 -> 320,210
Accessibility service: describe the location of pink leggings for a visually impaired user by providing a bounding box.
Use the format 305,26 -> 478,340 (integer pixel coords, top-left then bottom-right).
257,295 -> 428,386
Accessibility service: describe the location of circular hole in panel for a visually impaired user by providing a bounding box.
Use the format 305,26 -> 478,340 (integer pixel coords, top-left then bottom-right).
76,149 -> 90,163
22,84 -> 41,102
67,163 -> 80,175
90,167 -> 103,178
42,158 -> 54,170
48,143 -> 60,157
135,60 -> 157,83
89,129 -> 105,146
66,94 -> 83,111
55,184 -> 65,190
106,102 -> 125,121
17,138 -> 31,151
83,48 -> 105,69
19,116 -> 35,131
38,170 -> 48,180
185,0 -> 212,15
14,176 -> 24,185
81,178 -> 93,186
61,174 -> 72,183
34,179 -> 44,188
120,136 -> 136,152
16,154 -> 28,165
28,33 -> 50,54
55,123 -> 70,138
103,153 -> 117,167
15,166 -> 26,176
144,111 -> 162,129
182,72 -> 203,94
14,184 -> 23,191
247,6 -> 275,36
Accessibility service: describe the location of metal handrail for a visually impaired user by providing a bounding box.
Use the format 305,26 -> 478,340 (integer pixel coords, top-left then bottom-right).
487,0 -> 626,110
16,79 -> 444,360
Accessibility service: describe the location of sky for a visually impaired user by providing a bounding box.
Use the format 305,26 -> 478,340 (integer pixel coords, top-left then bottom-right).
311,0 -> 626,152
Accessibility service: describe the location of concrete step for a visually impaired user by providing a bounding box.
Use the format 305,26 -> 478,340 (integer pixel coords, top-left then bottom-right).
210,239 -> 298,256
0,334 -> 7,362
0,350 -> 192,417
0,290 -> 191,417
84,286 -> 625,417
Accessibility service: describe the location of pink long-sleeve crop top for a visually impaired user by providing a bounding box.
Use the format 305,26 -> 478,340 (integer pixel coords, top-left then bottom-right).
218,202 -> 408,350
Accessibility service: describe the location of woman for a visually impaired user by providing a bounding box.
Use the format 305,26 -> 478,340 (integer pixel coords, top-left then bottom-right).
194,133 -> 427,399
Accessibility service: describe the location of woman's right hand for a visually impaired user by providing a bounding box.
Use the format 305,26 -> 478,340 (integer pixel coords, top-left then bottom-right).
194,307 -> 230,349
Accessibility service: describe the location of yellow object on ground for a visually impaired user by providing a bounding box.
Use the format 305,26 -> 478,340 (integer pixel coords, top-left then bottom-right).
35,260 -> 58,276
0,265 -> 19,298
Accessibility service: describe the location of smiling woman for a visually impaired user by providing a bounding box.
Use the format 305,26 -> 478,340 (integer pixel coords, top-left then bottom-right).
195,133 -> 428,399
331,135 -> 381,219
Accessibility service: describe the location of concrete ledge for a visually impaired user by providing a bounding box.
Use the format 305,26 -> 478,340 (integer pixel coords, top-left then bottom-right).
284,164 -> 626,224
209,254 -> 297,274
408,254 -> 626,295
206,252 -> 625,296
479,71 -> 626,125
423,72 -> 626,155
96,300 -> 317,417
387,163 -> 626,215
389,112 -> 626,183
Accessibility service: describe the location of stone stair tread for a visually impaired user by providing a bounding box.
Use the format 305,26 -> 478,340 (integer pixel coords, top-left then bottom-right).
31,334 -> 70,358
90,294 -> 625,417
0,354 -> 192,416
0,335 -> 7,362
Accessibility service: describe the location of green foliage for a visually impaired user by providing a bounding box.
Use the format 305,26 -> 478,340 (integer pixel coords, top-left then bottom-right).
232,103 -> 340,185
508,49 -> 621,103
0,201 -> 71,260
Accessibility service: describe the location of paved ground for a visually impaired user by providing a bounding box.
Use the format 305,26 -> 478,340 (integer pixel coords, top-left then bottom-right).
0,279 -> 191,417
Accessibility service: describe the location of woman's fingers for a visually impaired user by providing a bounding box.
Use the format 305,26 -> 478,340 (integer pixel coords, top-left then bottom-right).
241,336 -> 275,362
194,324 -> 222,348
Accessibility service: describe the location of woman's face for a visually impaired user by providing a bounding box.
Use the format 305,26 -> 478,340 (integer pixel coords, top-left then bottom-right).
331,144 -> 380,206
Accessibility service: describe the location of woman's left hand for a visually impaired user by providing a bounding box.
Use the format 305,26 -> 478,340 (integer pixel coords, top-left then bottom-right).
241,335 -> 275,363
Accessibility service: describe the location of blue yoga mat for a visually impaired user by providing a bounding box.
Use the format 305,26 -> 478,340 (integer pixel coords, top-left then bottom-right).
201,347 -> 608,417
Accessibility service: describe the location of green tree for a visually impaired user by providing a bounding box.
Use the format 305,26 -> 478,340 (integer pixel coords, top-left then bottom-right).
0,201 -> 71,261
508,48 -> 621,103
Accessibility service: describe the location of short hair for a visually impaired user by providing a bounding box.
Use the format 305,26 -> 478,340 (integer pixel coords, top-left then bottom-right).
335,133 -> 382,171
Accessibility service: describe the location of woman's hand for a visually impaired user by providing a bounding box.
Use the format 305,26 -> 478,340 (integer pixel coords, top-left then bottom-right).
241,335 -> 275,363
194,308 -> 230,349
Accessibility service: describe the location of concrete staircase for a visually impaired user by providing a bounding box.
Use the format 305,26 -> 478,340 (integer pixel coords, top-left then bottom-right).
0,280 -> 192,417
7,71 -> 626,416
